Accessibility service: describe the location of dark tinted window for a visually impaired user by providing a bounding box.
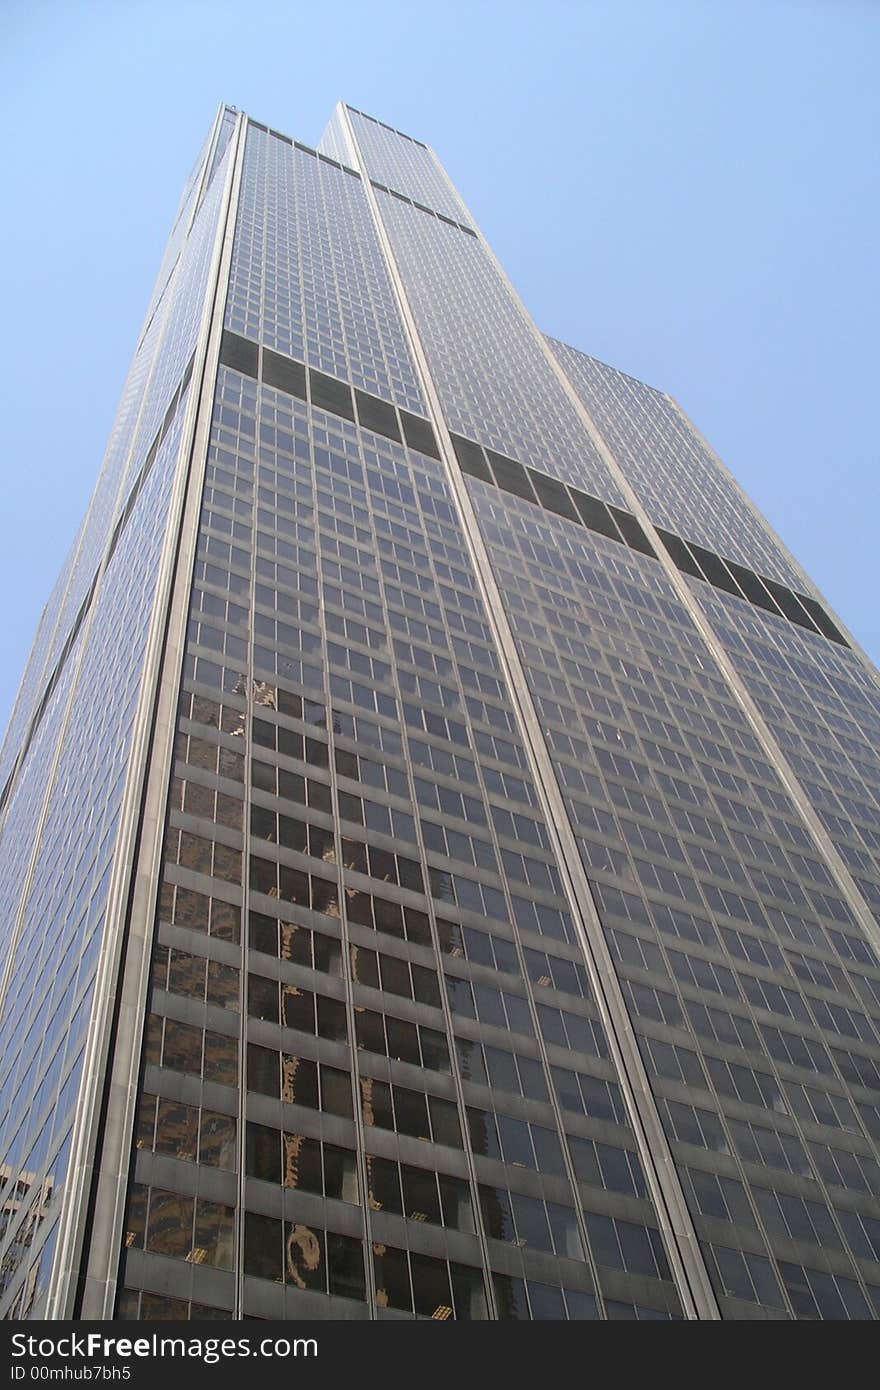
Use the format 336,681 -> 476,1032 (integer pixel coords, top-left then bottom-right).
355,390 -> 401,441
262,348 -> 307,400
219,331 -> 258,379
401,411 -> 440,458
451,433 -> 491,481
487,450 -> 537,503
309,369 -> 355,422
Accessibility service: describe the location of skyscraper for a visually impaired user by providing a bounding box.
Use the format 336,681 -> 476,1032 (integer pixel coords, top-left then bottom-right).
1,100 -> 879,1323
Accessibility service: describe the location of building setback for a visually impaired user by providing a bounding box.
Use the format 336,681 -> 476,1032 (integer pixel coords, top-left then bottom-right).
1,104 -> 880,1322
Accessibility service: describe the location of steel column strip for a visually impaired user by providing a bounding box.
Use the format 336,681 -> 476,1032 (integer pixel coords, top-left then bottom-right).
69,112 -> 248,1321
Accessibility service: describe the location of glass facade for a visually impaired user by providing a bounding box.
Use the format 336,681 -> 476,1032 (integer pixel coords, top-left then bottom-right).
1,102 -> 878,1322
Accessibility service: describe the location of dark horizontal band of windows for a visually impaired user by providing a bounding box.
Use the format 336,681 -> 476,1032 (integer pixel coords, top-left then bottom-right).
449,431 -> 655,561
219,330 -> 440,459
0,352 -> 197,820
371,182 -> 476,237
446,429 -> 848,649
246,119 -> 362,179
654,529 -> 848,646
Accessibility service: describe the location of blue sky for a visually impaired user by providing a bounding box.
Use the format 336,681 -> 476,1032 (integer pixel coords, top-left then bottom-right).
1,0 -> 877,731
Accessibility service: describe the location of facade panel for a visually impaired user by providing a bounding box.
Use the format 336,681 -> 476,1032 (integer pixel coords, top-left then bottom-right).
466,476 -> 880,1318
369,192 -> 626,499
225,128 -> 426,413
0,385 -> 195,1318
323,105 -> 471,226
547,337 -> 805,588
